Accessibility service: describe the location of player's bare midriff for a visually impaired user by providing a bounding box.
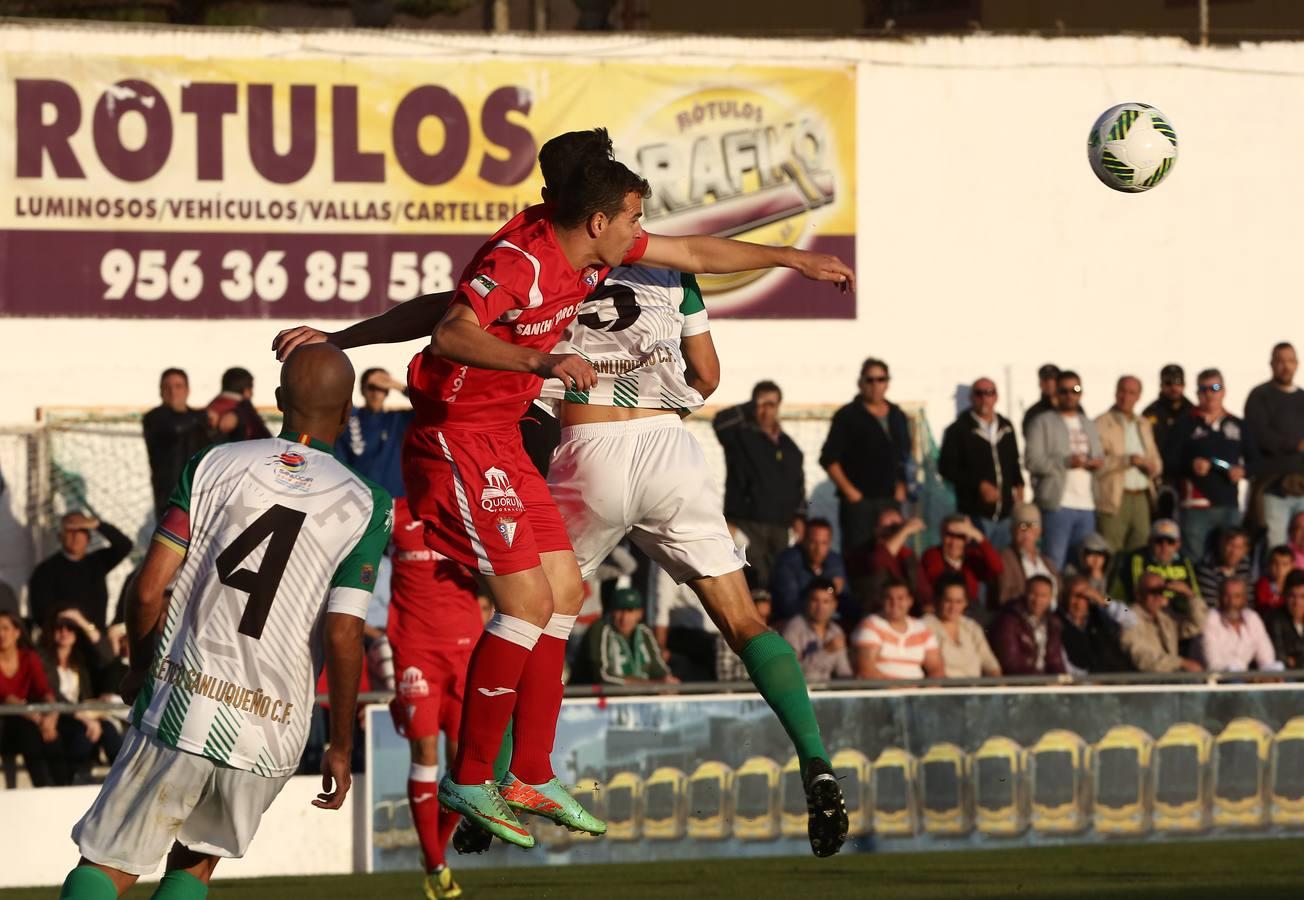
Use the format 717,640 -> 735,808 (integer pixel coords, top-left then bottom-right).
558,402 -> 677,426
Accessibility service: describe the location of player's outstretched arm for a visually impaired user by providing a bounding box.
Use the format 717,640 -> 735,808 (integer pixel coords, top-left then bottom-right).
315,612 -> 364,811
641,234 -> 855,292
432,304 -> 598,392
271,290 -> 455,361
119,538 -> 185,702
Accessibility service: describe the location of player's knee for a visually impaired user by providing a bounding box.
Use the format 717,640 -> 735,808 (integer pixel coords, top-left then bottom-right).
552,578 -> 584,616
722,613 -> 767,653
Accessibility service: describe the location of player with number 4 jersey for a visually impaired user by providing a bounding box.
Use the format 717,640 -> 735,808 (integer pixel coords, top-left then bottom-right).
61,345 -> 390,900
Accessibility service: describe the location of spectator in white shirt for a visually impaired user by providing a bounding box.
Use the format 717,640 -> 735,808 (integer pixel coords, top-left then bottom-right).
1202,577 -> 1284,673
780,578 -> 852,681
651,565 -> 720,681
852,578 -> 943,680
923,575 -> 1001,678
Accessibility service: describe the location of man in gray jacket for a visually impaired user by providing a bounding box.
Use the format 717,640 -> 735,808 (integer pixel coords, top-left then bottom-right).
1026,370 -> 1105,569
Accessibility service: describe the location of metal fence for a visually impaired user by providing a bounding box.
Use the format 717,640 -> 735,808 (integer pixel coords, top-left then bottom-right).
5,670 -> 1303,716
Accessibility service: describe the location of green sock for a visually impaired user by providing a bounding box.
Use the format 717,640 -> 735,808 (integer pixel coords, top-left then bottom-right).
740,632 -> 828,778
60,866 -> 117,900
151,870 -> 208,899
493,718 -> 514,783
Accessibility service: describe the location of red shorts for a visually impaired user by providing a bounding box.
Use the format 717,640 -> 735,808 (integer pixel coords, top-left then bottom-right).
403,424 -> 571,577
389,648 -> 474,741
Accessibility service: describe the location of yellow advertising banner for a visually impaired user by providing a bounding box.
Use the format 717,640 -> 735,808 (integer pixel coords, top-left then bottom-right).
0,51 -> 855,318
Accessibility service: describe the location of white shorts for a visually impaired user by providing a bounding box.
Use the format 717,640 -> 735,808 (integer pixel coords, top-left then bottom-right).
548,415 -> 745,584
73,726 -> 293,875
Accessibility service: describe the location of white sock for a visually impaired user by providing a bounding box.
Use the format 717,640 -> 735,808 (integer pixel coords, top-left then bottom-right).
543,613 -> 578,641
485,612 -> 544,650
410,763 -> 438,782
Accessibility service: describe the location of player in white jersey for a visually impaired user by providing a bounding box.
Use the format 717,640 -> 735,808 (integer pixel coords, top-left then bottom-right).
537,264 -> 846,856
60,344 -> 391,900
537,265 -> 730,577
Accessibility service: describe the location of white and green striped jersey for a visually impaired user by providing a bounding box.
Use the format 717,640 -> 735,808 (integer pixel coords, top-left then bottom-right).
538,266 -> 710,413
131,432 -> 392,777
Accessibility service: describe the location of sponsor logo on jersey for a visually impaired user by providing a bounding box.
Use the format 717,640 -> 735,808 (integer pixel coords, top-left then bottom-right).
497,517 -> 518,548
513,302 -> 579,337
277,451 -> 306,470
480,466 -> 525,514
361,564 -> 375,585
398,666 -> 430,699
266,450 -> 314,491
469,273 -> 498,298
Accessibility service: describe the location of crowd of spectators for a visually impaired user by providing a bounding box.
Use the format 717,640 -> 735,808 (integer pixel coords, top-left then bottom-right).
6,342 -> 1304,787
686,341 -> 1304,684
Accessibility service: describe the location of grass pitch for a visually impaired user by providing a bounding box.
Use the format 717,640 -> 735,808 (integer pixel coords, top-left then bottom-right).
6,839 -> 1302,899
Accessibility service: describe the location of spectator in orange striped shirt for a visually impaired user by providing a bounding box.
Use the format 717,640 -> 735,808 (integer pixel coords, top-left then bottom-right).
851,578 -> 943,680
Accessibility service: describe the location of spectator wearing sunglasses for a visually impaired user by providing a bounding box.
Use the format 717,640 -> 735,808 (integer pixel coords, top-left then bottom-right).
1111,518 -> 1203,628
1120,570 -> 1205,673
1094,375 -> 1163,554
820,357 -> 911,566
1164,368 -> 1257,561
938,378 -> 1024,550
334,367 -> 411,500
1026,370 -> 1104,570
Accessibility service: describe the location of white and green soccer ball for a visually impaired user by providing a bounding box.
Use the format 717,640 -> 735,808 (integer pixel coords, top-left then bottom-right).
1087,103 -> 1178,193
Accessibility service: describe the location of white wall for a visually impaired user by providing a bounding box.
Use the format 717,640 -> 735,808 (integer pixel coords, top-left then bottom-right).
0,775 -> 357,889
0,31 -> 1298,432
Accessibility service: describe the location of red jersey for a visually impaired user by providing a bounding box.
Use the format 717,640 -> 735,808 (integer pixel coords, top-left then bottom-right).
408,204 -> 648,429
388,557 -> 482,653
387,498 -> 483,652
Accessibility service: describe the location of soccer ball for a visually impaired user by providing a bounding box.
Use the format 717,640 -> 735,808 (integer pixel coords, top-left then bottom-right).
1087,103 -> 1178,193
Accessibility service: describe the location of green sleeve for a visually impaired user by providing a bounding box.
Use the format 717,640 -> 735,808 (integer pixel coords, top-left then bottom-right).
165,444 -> 219,513
678,272 -> 705,315
330,479 -> 393,591
640,625 -> 670,679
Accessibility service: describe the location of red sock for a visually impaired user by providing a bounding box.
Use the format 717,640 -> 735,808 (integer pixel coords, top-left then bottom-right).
452,617 -> 541,784
510,626 -> 570,784
436,805 -> 460,860
408,765 -> 444,870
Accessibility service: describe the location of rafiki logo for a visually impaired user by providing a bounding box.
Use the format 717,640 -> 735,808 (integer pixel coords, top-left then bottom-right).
480,466 -> 524,514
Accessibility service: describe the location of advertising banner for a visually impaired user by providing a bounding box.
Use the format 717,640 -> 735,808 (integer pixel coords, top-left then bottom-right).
0,49 -> 854,319
366,685 -> 1304,871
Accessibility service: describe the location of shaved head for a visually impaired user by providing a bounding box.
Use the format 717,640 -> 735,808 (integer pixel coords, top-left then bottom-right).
276,343 -> 356,440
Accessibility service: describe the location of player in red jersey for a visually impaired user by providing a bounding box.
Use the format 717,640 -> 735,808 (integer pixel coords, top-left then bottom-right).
386,497 -> 482,899
412,157 -> 854,846
275,131 -> 855,849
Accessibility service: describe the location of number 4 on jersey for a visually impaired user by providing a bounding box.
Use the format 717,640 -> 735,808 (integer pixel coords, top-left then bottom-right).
215,504 -> 306,639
